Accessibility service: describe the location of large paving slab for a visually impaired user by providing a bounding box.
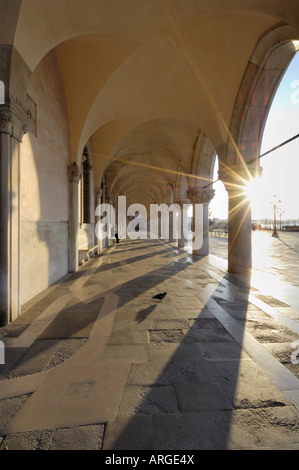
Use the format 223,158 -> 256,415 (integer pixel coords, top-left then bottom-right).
1,237 -> 299,450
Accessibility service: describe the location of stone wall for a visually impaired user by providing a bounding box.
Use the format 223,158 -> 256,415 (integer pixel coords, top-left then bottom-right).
20,51 -> 70,305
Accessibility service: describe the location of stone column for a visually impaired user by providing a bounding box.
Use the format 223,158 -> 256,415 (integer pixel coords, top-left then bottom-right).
186,188 -> 215,256
158,212 -> 162,239
102,182 -> 109,249
0,106 -> 30,325
117,195 -> 127,240
68,163 -> 81,273
95,187 -> 103,252
174,199 -> 189,248
218,163 -> 260,275
168,209 -> 175,243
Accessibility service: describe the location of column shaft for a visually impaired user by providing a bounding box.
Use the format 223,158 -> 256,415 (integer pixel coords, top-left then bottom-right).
0,110 -> 24,325
228,190 -> 252,274
68,164 -> 81,273
218,161 -> 259,275
186,188 -> 215,256
192,203 -> 209,256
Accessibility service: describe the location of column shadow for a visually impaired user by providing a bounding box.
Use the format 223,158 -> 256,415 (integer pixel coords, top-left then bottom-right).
1,238 -> 250,451
100,241 -> 251,450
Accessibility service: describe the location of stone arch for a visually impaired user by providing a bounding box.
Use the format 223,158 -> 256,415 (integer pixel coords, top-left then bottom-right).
216,24 -> 299,275
190,131 -> 217,188
221,23 -> 299,169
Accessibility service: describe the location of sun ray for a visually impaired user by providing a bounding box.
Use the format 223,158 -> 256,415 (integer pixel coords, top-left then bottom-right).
228,199 -> 252,253
90,150 -> 215,185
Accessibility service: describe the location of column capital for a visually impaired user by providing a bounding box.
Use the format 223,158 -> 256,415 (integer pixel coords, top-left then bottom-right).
0,108 -> 13,135
186,188 -> 215,204
0,98 -> 36,140
68,163 -> 82,183
95,186 -> 103,201
174,198 -> 190,205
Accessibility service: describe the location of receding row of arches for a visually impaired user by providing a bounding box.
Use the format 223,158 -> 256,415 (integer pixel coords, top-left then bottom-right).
0,1 -> 298,325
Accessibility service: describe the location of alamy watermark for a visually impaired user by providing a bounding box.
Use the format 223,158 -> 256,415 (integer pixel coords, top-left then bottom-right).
95,196 -> 204,250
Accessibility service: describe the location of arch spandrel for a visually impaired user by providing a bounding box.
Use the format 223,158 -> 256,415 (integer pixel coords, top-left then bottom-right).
219,23 -> 299,182
12,1 -> 291,166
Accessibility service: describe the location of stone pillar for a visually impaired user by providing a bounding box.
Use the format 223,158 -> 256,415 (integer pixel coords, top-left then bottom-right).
117,195 -> 127,240
174,199 -> 189,248
102,182 -> 109,249
227,187 -> 251,274
95,187 -> 103,252
218,163 -> 260,274
0,105 -> 31,325
168,210 -> 174,243
68,163 -> 81,273
158,212 -> 162,239
186,188 -> 215,256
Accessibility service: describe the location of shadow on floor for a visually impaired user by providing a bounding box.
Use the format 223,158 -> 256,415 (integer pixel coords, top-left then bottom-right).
98,240 -> 251,450
1,238 -> 251,450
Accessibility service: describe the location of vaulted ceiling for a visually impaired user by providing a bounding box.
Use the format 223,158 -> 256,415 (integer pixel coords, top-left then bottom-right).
7,0 -> 299,202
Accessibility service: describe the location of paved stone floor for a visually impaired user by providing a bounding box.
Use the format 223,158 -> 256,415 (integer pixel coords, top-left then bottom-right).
0,233 -> 299,450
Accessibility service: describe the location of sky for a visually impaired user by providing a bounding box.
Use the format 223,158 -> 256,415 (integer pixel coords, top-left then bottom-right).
210,50 -> 299,221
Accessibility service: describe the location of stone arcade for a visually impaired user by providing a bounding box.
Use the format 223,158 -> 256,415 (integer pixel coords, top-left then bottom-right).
1,1 -> 298,326
1,0 -> 299,451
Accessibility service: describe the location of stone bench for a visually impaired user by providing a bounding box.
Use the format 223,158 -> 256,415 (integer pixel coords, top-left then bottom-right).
79,244 -> 99,265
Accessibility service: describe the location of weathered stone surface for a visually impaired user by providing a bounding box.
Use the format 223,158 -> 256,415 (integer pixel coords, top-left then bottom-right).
103,415 -> 153,450
1,237 -> 299,450
48,424 -> 105,450
228,406 -> 299,450
174,383 -> 233,411
118,385 -> 179,415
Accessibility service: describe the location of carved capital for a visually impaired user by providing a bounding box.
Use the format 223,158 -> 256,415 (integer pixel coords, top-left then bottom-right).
0,108 -> 13,134
186,188 -> 215,204
95,186 -> 103,202
0,97 -> 35,140
174,198 -> 190,205
68,163 -> 82,183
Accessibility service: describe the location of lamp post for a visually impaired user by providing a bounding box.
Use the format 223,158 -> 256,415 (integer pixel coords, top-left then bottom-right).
270,195 -> 281,237
278,209 -> 284,230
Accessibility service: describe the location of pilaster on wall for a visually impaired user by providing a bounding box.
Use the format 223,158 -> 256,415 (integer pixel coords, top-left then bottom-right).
68,163 -> 81,273
0,101 -> 36,325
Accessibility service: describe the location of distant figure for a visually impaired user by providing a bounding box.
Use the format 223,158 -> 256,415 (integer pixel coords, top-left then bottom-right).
115,226 -> 119,244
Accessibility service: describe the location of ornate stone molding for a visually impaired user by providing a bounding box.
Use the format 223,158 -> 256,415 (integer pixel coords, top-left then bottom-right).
0,108 -> 14,134
0,96 -> 36,140
174,198 -> 190,205
186,188 -> 215,204
68,163 -> 82,183
95,186 -> 103,203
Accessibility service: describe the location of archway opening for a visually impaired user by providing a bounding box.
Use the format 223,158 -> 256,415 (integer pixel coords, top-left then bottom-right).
245,50 -> 299,280
207,155 -> 228,259
247,51 -> 299,226
209,154 -> 228,224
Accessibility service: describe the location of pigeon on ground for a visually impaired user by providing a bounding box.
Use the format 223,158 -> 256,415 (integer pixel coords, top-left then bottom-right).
152,292 -> 167,300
